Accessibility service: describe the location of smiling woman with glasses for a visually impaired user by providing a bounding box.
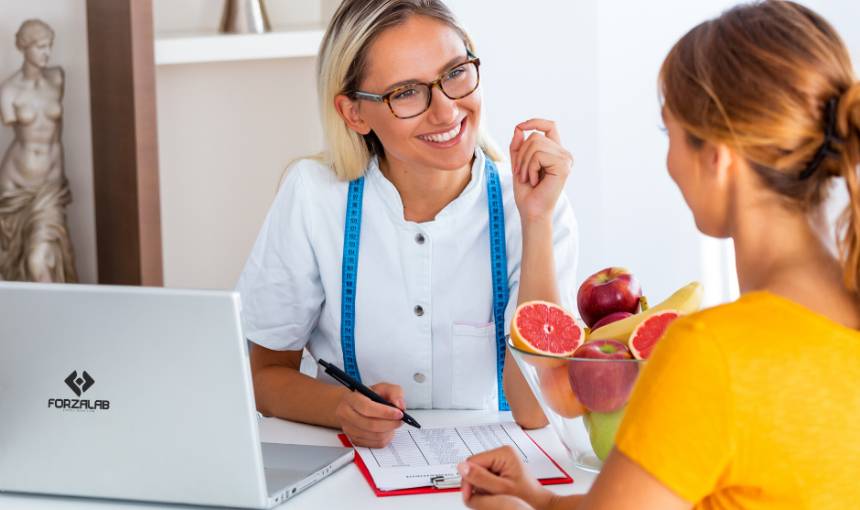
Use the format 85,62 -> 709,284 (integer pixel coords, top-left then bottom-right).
236,0 -> 579,449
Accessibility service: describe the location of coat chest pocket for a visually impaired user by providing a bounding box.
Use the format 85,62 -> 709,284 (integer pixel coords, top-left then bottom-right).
450,322 -> 498,410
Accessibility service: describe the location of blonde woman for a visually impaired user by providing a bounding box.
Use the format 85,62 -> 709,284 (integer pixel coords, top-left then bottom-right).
237,0 -> 578,448
456,2 -> 860,509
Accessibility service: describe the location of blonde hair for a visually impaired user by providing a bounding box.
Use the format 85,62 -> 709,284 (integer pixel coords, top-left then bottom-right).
16,19 -> 54,51
660,1 -> 860,294
313,0 -> 501,181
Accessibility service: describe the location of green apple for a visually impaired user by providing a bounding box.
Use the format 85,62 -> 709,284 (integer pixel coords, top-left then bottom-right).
583,408 -> 625,461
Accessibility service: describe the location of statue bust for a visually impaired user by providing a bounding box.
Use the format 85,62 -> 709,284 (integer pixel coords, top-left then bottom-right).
0,19 -> 77,283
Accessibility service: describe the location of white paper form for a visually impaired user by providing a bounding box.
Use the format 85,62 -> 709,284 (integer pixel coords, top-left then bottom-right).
353,422 -> 566,491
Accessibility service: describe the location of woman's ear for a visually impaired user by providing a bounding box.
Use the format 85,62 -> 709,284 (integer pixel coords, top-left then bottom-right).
334,95 -> 372,136
699,140 -> 735,187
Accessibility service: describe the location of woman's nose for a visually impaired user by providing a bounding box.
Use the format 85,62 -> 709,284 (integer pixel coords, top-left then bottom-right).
426,86 -> 458,126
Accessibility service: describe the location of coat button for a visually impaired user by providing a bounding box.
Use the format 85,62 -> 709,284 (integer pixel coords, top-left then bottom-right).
414,305 -> 424,317
415,233 -> 425,245
413,372 -> 426,383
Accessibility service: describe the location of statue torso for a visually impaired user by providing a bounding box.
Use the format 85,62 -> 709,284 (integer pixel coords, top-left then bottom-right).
0,68 -> 64,192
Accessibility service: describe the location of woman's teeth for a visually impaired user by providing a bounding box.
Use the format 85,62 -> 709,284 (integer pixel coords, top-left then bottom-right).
419,121 -> 462,143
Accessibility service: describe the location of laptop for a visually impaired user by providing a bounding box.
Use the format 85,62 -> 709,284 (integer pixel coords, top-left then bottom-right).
0,282 -> 353,508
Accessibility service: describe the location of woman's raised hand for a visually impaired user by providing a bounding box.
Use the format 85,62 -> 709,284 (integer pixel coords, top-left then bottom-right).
510,119 -> 573,223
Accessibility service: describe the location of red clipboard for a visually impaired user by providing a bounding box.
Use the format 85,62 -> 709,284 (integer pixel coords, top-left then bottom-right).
338,430 -> 573,497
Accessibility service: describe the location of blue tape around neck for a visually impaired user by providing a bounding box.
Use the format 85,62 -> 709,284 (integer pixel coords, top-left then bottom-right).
340,157 -> 510,411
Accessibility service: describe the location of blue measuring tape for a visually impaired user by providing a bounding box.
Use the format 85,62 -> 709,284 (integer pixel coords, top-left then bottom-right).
485,158 -> 510,411
340,177 -> 365,383
340,156 -> 510,411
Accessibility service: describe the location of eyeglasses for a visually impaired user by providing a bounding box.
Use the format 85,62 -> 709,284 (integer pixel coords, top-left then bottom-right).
351,55 -> 481,119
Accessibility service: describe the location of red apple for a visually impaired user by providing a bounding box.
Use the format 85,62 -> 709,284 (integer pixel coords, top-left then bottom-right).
591,311 -> 634,330
577,267 -> 642,327
568,339 -> 640,413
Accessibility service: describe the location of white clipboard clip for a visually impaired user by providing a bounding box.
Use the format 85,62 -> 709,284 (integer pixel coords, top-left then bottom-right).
430,474 -> 462,489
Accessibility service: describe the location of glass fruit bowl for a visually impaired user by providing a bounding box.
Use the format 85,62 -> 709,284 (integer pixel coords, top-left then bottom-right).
507,336 -> 645,472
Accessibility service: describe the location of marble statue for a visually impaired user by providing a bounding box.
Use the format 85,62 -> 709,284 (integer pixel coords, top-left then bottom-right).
0,19 -> 77,283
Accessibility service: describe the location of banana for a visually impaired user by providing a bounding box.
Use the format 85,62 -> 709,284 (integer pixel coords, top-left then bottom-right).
587,282 -> 704,341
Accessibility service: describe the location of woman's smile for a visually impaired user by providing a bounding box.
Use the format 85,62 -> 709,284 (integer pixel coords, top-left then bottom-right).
416,116 -> 467,148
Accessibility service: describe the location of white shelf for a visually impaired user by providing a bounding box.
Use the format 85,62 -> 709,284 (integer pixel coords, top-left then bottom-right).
154,26 -> 325,65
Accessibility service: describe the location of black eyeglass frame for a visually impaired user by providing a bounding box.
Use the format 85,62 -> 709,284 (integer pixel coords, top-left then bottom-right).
350,53 -> 481,119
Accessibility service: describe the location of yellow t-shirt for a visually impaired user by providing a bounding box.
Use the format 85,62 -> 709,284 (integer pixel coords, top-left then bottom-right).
615,291 -> 860,509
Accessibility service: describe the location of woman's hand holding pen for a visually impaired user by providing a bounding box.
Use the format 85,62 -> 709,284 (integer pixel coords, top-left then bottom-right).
458,446 -> 558,510
335,382 -> 405,448
510,119 -> 573,223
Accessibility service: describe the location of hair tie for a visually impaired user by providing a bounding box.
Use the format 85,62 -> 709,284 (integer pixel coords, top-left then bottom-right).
799,97 -> 844,180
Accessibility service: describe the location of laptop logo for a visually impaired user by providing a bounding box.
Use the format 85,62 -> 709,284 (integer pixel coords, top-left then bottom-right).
64,370 -> 95,397
48,370 -> 110,412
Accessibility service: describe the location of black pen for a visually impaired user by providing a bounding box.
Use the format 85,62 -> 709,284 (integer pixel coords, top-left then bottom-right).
318,359 -> 421,429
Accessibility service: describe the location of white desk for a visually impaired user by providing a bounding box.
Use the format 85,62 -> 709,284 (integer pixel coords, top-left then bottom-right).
0,411 -> 596,510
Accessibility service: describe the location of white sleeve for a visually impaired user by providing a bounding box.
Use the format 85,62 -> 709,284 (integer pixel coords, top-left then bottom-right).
236,164 -> 324,351
504,193 -> 579,334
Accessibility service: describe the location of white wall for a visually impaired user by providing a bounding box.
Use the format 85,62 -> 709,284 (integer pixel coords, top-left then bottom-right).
450,0 -> 860,307
156,58 -> 322,289
154,0 -> 327,289
0,0 -> 96,283
449,0 -> 723,305
594,0 -> 730,305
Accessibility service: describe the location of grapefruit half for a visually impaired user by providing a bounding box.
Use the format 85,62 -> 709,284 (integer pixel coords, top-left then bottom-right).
511,301 -> 583,367
628,310 -> 679,360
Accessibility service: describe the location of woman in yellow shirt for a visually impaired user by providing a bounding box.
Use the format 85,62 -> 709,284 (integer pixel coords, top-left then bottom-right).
456,2 -> 860,509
